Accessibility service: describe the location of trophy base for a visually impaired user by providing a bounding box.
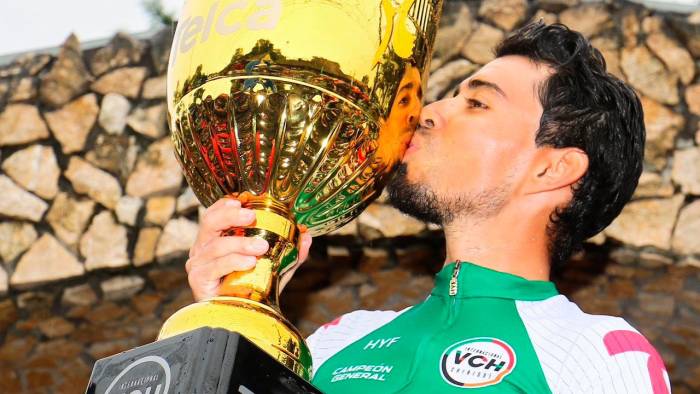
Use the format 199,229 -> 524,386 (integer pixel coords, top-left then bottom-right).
158,296 -> 312,380
86,327 -> 321,394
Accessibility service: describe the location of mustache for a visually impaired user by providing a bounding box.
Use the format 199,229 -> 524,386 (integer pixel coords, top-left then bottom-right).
414,125 -> 430,136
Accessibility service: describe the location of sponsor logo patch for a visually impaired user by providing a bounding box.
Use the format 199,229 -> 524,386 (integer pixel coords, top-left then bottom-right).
439,337 -> 516,388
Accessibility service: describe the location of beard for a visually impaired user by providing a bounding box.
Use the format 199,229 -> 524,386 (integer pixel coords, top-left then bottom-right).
387,163 -> 511,225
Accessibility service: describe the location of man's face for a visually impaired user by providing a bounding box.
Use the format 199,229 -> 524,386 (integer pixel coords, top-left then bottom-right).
388,55 -> 552,224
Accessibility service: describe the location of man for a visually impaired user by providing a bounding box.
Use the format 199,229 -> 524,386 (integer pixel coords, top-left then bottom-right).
185,22 -> 670,393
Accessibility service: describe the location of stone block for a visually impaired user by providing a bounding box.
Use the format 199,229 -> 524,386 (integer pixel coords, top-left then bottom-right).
10,234 -> 84,287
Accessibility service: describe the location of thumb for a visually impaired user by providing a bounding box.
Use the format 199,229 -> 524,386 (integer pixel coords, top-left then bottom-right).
298,231 -> 313,263
279,232 -> 312,292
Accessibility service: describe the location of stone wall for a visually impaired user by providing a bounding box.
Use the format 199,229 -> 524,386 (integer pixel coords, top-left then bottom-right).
0,1 -> 698,393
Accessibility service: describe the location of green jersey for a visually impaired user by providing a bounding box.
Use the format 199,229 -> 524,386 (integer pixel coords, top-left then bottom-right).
307,262 -> 670,393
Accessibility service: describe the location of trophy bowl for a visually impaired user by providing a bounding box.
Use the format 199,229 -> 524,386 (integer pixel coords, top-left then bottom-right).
158,0 -> 443,380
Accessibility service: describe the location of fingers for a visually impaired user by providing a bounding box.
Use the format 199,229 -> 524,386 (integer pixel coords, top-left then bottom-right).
200,201 -> 255,236
188,253 -> 257,282
190,235 -> 269,262
187,253 -> 258,301
187,197 -> 317,299
191,197 -> 257,258
186,234 -> 269,301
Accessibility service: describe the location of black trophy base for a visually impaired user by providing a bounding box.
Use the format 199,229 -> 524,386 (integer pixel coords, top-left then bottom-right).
86,327 -> 322,394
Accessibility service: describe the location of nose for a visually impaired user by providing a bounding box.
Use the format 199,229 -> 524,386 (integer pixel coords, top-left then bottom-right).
407,114 -> 418,128
418,101 -> 440,130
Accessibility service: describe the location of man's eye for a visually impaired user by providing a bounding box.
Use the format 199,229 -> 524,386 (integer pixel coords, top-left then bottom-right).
399,96 -> 410,105
466,98 -> 488,109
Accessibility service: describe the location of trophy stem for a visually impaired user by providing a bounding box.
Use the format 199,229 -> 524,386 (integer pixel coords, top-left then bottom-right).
157,195 -> 312,379
218,194 -> 300,306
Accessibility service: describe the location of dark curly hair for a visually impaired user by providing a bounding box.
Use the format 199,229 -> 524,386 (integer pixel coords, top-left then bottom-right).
495,22 -> 645,267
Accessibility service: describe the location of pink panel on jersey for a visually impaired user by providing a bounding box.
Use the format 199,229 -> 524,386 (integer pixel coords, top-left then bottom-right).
604,330 -> 669,394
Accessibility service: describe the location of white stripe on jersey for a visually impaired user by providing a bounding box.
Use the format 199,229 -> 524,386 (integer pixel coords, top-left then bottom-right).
306,309 -> 406,376
516,295 -> 671,394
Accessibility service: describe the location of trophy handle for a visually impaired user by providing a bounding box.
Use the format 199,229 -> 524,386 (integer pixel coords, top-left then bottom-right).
218,196 -> 300,307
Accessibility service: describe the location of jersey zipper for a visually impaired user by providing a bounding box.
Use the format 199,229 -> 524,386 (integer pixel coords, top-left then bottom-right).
396,261 -> 463,393
447,260 -> 461,324
449,260 -> 461,296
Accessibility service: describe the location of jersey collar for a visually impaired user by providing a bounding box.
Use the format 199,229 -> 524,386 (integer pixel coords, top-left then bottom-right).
431,261 -> 559,301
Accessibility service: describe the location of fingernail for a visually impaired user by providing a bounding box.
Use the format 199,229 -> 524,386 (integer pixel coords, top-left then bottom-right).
248,238 -> 268,252
243,255 -> 257,267
240,208 -> 255,219
225,199 -> 240,207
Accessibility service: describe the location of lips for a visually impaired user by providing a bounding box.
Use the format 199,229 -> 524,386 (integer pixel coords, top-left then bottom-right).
404,140 -> 419,155
407,133 -> 422,150
403,127 -> 425,157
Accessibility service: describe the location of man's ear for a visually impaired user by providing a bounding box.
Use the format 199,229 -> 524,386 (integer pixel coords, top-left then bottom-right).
525,147 -> 589,195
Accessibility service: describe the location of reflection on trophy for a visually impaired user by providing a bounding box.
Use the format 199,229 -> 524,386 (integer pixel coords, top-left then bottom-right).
160,0 -> 442,380
87,1 -> 442,391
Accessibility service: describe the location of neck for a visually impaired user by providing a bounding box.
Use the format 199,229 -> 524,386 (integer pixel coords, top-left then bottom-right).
441,202 -> 551,281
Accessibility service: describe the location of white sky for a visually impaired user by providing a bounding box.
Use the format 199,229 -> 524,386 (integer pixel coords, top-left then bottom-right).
0,0 -> 184,56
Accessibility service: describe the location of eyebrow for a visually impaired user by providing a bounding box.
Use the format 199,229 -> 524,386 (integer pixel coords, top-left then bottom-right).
465,78 -> 507,99
399,82 -> 423,99
399,82 -> 414,93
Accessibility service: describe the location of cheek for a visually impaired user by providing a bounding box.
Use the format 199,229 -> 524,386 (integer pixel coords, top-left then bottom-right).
405,135 -> 475,192
402,116 -> 534,193
436,129 -> 525,192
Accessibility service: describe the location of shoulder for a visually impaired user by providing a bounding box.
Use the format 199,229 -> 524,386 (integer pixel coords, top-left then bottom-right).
306,309 -> 405,375
516,295 -> 670,394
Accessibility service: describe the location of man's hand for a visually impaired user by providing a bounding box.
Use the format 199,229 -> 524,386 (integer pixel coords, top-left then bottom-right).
186,197 -> 313,301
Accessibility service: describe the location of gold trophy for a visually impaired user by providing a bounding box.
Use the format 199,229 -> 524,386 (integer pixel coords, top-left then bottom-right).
159,0 -> 443,381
